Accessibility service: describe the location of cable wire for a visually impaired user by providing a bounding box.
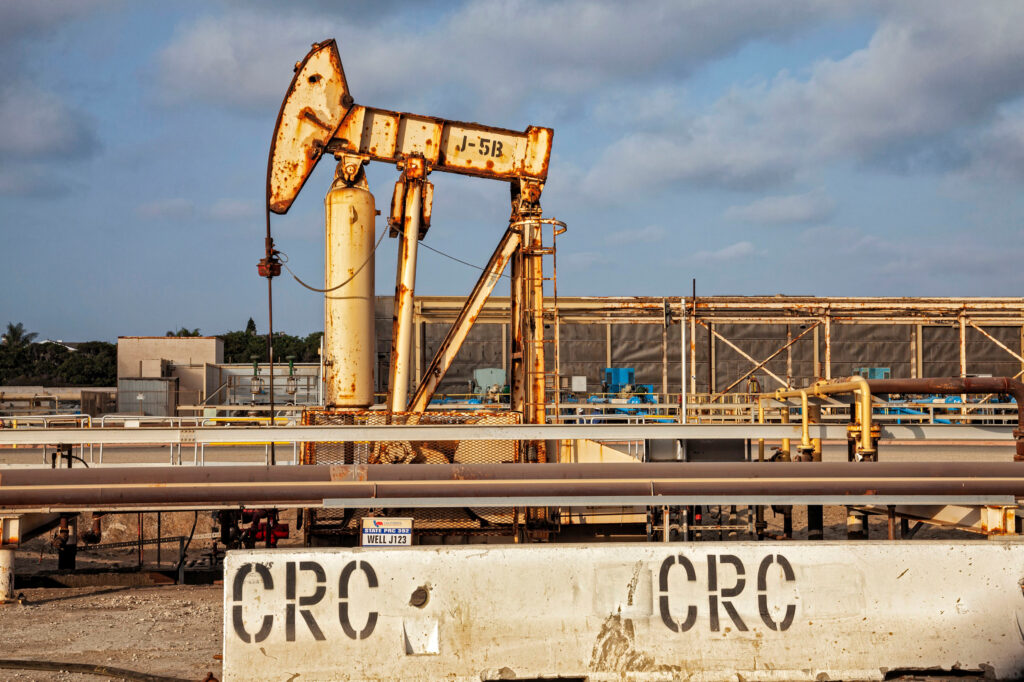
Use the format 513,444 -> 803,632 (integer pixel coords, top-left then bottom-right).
419,241 -> 510,279
281,227 -> 388,293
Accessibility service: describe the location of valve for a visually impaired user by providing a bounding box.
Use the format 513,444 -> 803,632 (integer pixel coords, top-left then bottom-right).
257,237 -> 282,278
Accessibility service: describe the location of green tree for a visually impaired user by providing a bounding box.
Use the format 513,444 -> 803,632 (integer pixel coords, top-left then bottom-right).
55,341 -> 116,386
2,322 -> 37,348
219,329 -> 323,363
245,318 -> 257,335
221,330 -> 268,364
166,327 -> 201,337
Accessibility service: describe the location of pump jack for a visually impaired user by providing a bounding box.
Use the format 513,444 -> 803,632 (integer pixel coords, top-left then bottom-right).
266,40 -> 559,456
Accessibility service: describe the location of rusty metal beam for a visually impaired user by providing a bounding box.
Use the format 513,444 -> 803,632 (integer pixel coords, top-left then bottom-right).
968,320 -> 1024,365
709,323 -> 820,400
409,227 -> 521,412
329,105 -> 551,183
268,41 -> 553,214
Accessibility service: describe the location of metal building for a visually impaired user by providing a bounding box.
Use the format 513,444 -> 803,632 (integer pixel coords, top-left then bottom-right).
382,295 -> 1024,398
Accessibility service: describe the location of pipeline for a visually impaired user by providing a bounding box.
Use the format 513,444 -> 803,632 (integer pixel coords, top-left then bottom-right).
867,377 -> 1024,461
774,377 -> 874,457
1,462 -> 1023,510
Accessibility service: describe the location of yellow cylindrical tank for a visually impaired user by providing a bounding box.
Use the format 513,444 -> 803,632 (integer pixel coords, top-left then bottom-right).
324,180 -> 375,408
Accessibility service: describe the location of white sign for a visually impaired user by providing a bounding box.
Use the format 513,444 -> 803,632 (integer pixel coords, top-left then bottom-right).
223,541 -> 1024,681
360,517 -> 412,547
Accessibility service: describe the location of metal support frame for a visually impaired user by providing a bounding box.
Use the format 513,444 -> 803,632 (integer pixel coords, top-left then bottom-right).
408,226 -> 521,411
710,323 -> 820,400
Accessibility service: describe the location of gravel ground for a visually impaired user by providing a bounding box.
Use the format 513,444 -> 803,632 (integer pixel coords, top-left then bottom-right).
0,584 -> 222,682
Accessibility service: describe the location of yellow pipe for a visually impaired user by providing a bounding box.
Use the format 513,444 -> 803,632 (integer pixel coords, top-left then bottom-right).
799,390 -> 811,455
773,376 -> 874,456
779,403 -> 791,461
756,397 -> 765,461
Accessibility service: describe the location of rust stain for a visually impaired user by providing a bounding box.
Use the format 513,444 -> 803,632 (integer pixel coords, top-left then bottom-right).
268,39 -> 350,214
330,464 -> 367,482
589,614 -> 676,674
626,560 -> 642,606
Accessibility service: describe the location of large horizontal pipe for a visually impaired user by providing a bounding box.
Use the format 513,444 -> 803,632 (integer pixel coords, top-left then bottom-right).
2,462 -> 1024,512
868,377 -> 1024,460
3,461 -> 1024,486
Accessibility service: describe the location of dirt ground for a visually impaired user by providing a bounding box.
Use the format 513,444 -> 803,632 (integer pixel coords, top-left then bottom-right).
0,584 -> 222,681
0,510 -> 298,682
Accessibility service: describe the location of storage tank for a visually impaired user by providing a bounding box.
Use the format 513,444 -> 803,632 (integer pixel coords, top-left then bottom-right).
323,178 -> 376,407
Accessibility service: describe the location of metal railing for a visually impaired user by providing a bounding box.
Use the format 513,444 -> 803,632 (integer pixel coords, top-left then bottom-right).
199,416 -> 299,465
96,416 -> 202,464
0,405 -> 1018,471
0,414 -> 93,463
546,394 -> 1021,426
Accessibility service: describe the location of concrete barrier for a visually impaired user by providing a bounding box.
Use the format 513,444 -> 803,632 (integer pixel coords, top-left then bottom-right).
224,541 -> 1024,680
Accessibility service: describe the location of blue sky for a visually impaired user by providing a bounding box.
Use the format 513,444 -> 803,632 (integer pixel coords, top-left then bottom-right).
2,1 -> 1023,341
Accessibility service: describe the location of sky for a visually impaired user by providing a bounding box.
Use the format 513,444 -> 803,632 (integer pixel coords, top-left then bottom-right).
2,1 -> 1024,342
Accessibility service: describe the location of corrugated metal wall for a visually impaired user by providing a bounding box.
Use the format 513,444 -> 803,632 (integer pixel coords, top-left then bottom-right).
116,377 -> 178,416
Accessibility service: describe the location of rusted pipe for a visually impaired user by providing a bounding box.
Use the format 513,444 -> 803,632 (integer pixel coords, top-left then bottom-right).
20,460 -> 1024,487
868,377 -> 1024,461
0,477 -> 1020,509
387,160 -> 426,412
82,513 -> 103,544
2,462 -> 1024,510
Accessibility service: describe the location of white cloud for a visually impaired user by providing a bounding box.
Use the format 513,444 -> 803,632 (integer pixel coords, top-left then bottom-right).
693,241 -> 755,262
0,1 -> 113,44
136,198 -> 195,220
154,1 -> 845,116
606,225 -> 667,245
0,168 -> 53,197
209,199 -> 260,221
0,4 -> 108,195
961,110 -> 1024,182
156,12 -> 328,112
794,226 -> 1024,293
561,250 -> 612,270
584,2 -> 1024,195
0,85 -> 99,161
725,191 -> 835,225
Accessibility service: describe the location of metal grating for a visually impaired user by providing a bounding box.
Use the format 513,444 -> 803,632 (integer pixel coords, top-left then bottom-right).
302,410 -> 520,535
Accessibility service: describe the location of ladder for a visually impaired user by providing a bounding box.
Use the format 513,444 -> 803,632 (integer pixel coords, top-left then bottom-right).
517,219 -> 567,434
